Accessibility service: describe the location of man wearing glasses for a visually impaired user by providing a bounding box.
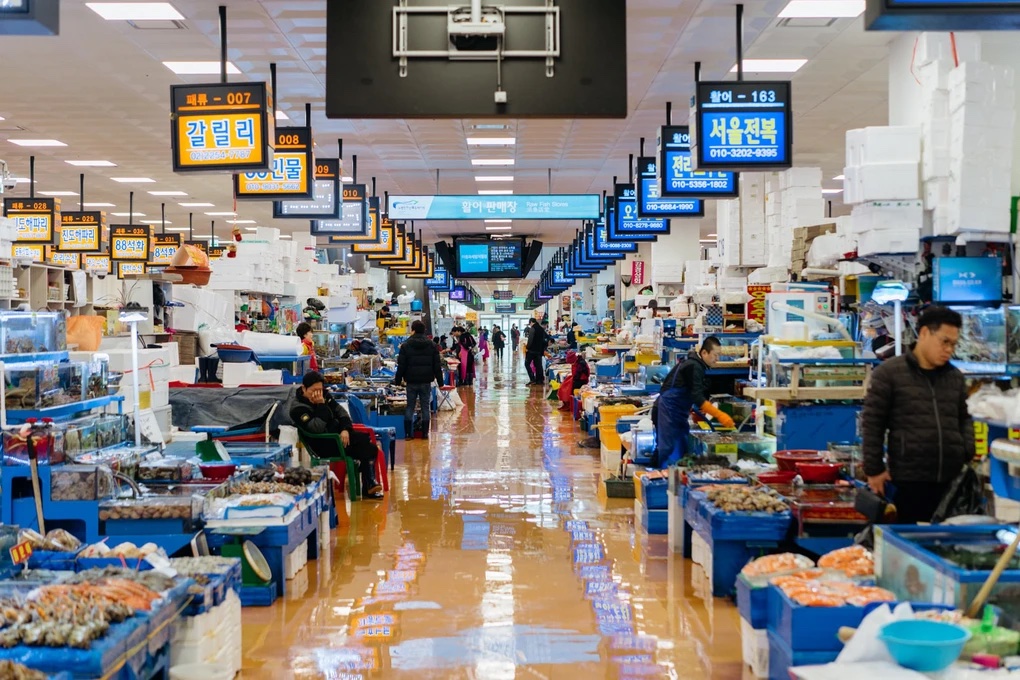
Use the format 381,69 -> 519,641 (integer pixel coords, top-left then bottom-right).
862,306 -> 975,524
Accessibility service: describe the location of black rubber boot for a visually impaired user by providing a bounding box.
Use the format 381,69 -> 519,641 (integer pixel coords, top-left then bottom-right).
422,420 -> 430,439
404,419 -> 414,440
208,357 -> 222,383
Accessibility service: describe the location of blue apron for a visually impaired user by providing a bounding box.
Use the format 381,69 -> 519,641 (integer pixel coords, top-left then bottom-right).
654,367 -> 695,469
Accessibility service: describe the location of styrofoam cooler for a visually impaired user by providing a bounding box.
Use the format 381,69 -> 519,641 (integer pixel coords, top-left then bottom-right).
240,331 -> 301,356
741,616 -> 769,679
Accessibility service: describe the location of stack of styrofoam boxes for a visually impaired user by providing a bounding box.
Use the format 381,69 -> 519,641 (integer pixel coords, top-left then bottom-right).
791,223 -> 836,274
779,168 -> 825,228
0,216 -> 16,260
740,173 -> 768,267
844,126 -> 923,256
170,589 -> 243,675
716,199 -> 742,268
764,172 -> 793,270
171,284 -> 234,332
919,59 -> 953,236
947,61 -> 1016,236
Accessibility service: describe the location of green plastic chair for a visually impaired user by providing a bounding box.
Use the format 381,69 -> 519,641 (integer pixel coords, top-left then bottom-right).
296,429 -> 361,500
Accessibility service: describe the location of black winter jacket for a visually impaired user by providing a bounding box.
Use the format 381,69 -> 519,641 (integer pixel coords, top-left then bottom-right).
526,325 -> 547,354
862,349 -> 975,483
395,334 -> 444,385
661,353 -> 710,405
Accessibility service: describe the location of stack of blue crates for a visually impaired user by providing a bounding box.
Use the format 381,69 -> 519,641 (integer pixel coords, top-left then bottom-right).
638,476 -> 668,534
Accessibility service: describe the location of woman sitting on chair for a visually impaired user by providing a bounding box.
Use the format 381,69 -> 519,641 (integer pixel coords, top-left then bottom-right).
290,371 -> 384,499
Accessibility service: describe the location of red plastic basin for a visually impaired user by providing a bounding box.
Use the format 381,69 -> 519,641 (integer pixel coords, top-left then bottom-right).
795,462 -> 844,484
774,450 -> 824,472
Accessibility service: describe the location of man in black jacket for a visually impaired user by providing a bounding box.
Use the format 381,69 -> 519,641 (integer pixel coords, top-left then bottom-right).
394,320 -> 444,440
290,372 -> 383,499
525,318 -> 547,386
862,306 -> 975,524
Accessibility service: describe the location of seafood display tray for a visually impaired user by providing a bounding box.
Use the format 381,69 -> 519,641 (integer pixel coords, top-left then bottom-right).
183,561 -> 242,617
766,584 -> 871,654
683,489 -> 792,542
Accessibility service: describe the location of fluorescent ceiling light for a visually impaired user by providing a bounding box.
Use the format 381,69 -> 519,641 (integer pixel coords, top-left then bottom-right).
141,219 -> 172,224
779,0 -> 864,18
476,176 -> 514,182
700,239 -> 718,243
486,226 -> 513,231
485,219 -> 512,224
275,110 -> 289,121
86,2 -> 185,20
832,174 -> 845,181
112,212 -> 145,217
192,234 -> 211,238
471,159 -> 515,166
706,233 -> 717,237
244,227 -> 258,232
279,235 -> 292,239
83,202 -> 115,207
479,190 -> 513,195
822,188 -> 843,194
39,191 -> 78,196
226,219 -> 256,224
467,137 -> 516,146
163,61 -> 241,76
730,59 -> 807,74
165,227 -> 190,231
9,139 -> 66,147
341,176 -> 353,183
65,160 -> 116,167
111,177 -> 155,183
149,190 -> 187,196
179,202 -> 214,207
205,211 -> 236,216
11,178 -> 33,184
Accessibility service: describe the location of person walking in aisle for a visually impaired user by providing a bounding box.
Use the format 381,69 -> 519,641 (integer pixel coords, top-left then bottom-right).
394,320 -> 444,440
862,306 -> 975,524
511,325 -> 521,356
454,327 -> 477,386
492,326 -> 506,363
525,318 -> 548,386
479,327 -> 490,363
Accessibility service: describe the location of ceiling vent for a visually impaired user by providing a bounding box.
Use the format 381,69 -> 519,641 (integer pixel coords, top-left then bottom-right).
777,17 -> 838,28
128,19 -> 186,30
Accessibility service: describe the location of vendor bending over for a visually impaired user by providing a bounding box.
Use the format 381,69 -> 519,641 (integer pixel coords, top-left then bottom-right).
653,336 -> 734,468
291,371 -> 384,499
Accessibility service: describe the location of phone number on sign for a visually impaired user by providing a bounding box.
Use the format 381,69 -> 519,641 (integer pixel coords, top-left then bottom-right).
669,179 -> 732,191
708,147 -> 779,159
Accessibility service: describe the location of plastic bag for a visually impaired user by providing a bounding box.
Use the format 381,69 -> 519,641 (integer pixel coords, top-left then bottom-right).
931,464 -> 985,524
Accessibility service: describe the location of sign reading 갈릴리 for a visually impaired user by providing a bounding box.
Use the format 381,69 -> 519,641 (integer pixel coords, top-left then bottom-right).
235,126 -> 314,200
171,81 -> 274,173
692,81 -> 793,171
57,212 -> 104,252
4,197 -> 58,244
110,225 -> 150,261
657,126 -> 738,198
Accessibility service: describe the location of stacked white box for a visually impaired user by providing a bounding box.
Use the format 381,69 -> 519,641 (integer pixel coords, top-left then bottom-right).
850,201 -> 923,256
740,174 -> 767,267
913,32 -> 980,69
844,126 -> 921,204
716,199 -> 741,268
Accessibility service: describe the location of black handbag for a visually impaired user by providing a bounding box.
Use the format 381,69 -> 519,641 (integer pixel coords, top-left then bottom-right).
854,486 -> 889,524
930,465 -> 985,523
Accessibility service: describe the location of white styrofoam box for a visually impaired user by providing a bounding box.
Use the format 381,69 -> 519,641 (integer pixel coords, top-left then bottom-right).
922,145 -> 950,180
222,361 -> 256,388
850,126 -> 922,166
170,365 -> 197,384
950,104 -> 1016,138
857,227 -> 921,256
780,167 -> 822,189
924,178 -> 950,211
747,266 -> 788,285
995,496 -> 1020,523
918,58 -> 952,93
792,199 -> 826,227
284,540 -> 308,580
255,226 -> 280,241
851,201 -> 925,233
242,369 -> 283,385
806,233 -> 844,269
949,61 -> 1016,111
914,32 -> 980,69
93,347 -> 173,374
845,128 -> 863,168
855,162 -> 920,201
946,199 -> 1011,234
741,617 -> 769,678
153,404 -> 172,435
741,233 -> 767,267
0,217 -> 16,242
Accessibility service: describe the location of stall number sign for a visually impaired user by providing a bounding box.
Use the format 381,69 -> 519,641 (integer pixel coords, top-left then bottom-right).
316,185 -> 369,237
209,245 -> 226,259
48,251 -> 80,269
14,244 -> 44,262
274,158 -> 340,218
8,541 -> 31,565
636,156 -> 704,218
171,82 -> 273,173
657,126 -> 738,198
57,212 -> 103,252
613,185 -> 668,238
185,240 -> 208,255
693,81 -> 793,170
110,226 -> 150,261
4,198 -> 57,244
117,261 -> 146,278
150,233 -> 181,265
84,254 -> 112,274
235,127 -> 313,199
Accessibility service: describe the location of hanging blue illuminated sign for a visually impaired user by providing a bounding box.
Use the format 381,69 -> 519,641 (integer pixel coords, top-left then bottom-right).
692,81 -> 793,171
425,267 -> 451,291
657,126 -> 738,198
552,264 -> 575,287
586,224 -> 626,261
494,302 -> 517,314
636,156 -> 704,218
593,211 -> 637,256
387,194 -> 601,221
612,185 -> 667,241
865,0 -> 1020,29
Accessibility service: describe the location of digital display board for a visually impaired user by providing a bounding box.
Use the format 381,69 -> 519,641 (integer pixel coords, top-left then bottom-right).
274,158 -> 341,219
56,211 -> 103,252
235,126 -> 313,199
552,265 -> 575,287
5,197 -> 57,244
692,81 -> 793,171
313,184 -> 367,237
492,290 -> 514,301
454,238 -> 524,278
636,156 -> 705,218
657,126 -> 738,198
933,256 -> 1003,305
593,214 -> 637,256
585,227 -> 621,263
449,285 -> 467,301
171,81 -> 274,173
388,194 -> 601,221
425,267 -> 450,290
494,302 -> 517,314
613,185 -> 668,240
150,233 -> 181,266
13,244 -> 43,262
110,225 -> 151,262
865,0 -> 1020,29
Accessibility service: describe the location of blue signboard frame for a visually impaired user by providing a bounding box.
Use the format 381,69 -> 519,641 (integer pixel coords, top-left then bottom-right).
387,194 -> 601,221
572,235 -> 607,272
494,302 -> 517,314
658,125 -> 738,199
693,81 -> 794,171
636,156 -> 705,218
594,211 -> 638,256
586,225 -> 625,261
552,264 -> 575,288
612,184 -> 666,241
425,266 -> 451,291
865,0 -> 1020,29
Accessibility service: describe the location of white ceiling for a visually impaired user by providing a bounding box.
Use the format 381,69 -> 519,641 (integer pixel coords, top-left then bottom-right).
0,0 -> 893,253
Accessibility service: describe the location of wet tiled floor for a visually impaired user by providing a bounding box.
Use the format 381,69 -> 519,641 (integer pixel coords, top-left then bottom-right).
241,356 -> 746,679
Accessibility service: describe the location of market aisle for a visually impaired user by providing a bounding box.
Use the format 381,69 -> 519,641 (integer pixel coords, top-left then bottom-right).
240,359 -> 746,679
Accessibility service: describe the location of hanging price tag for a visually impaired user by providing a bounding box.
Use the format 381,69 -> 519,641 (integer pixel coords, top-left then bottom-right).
9,541 -> 33,565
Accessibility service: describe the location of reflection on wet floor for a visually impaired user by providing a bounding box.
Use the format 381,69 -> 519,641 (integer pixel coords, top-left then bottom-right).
240,355 -> 747,679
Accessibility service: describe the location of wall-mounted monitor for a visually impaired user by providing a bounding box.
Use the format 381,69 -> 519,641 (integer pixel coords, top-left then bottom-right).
454,237 -> 525,279
933,256 -> 1003,306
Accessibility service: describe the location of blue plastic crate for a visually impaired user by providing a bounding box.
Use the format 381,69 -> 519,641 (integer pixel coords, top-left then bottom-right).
640,505 -> 667,535
27,550 -> 77,571
76,557 -> 154,572
240,582 -> 277,607
767,630 -> 839,680
596,364 -> 619,378
736,574 -> 769,629
766,585 -> 868,653
640,476 -> 668,510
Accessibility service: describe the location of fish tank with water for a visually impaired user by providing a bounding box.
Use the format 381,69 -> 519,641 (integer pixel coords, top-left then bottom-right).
952,306 -> 1006,375
0,311 -> 66,357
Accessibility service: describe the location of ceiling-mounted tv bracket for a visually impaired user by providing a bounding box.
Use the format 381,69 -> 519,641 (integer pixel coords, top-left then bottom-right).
393,0 -> 560,79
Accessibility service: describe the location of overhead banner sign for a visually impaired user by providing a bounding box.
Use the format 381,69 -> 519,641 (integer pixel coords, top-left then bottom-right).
313,184 -> 368,237
110,225 -> 150,261
636,157 -> 704,218
593,218 -> 636,256
613,185 -> 668,240
274,158 -> 341,219
658,126 -> 738,198
84,254 -> 112,275
387,194 -> 601,221
5,197 -> 57,244
494,302 -> 517,314
235,126 -> 313,199
170,81 -> 274,173
57,212 -> 104,252
692,81 -> 793,171
865,0 -> 1020,30
150,233 -> 181,266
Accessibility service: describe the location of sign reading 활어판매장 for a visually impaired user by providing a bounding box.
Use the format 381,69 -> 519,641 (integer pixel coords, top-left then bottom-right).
57,212 -> 104,252
387,194 -> 601,221
692,81 -> 793,171
657,125 -> 738,198
5,197 -> 58,244
110,226 -> 150,261
150,233 -> 182,266
635,156 -> 704,218
171,82 -> 274,173
235,127 -> 314,199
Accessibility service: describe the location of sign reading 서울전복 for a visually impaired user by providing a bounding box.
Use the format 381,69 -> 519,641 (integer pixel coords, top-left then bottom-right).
170,81 -> 274,173
4,197 -> 58,244
235,126 -> 313,200
150,233 -> 181,266
692,81 -> 793,171
387,194 -> 601,221
57,212 -> 104,252
635,156 -> 705,218
657,126 -> 738,198
110,225 -> 150,261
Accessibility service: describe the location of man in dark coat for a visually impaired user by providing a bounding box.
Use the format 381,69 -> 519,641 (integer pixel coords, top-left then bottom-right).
394,320 -> 444,440
525,318 -> 548,386
290,372 -> 383,499
862,306 -> 975,524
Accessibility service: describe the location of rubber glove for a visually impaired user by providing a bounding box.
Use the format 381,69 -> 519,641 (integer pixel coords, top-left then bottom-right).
700,401 -> 735,429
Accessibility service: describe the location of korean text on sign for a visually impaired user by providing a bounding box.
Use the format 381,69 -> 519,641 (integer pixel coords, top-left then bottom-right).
14,216 -> 51,241
180,113 -> 260,163
241,154 -> 306,192
704,113 -> 785,161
